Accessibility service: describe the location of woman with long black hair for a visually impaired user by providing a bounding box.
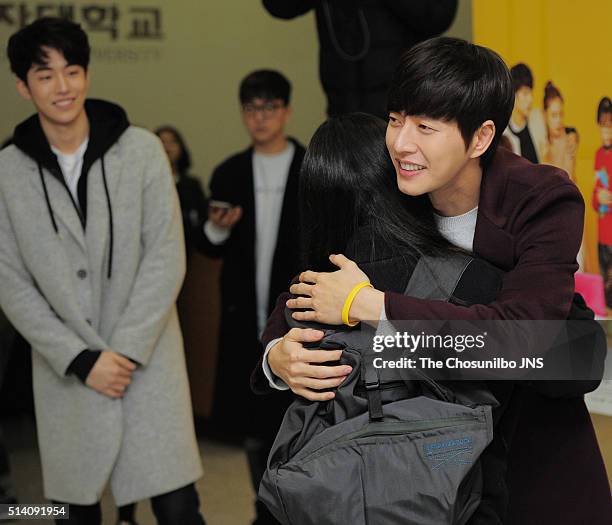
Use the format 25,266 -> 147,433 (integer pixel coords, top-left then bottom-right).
155,125 -> 208,258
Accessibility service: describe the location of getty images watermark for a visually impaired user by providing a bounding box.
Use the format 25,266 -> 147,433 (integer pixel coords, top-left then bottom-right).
350,320 -> 610,381
372,330 -> 543,370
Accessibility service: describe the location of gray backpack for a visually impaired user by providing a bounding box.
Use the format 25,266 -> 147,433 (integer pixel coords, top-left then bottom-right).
259,254 -> 502,525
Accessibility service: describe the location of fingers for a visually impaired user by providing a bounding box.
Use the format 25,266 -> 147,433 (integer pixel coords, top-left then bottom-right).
329,253 -> 352,269
289,282 -> 314,297
114,367 -> 133,379
286,327 -> 324,343
286,296 -> 313,310
106,386 -> 125,399
112,376 -> 131,388
298,349 -> 344,364
113,354 -> 137,371
231,206 -> 243,223
299,270 -> 319,284
209,207 -> 226,221
300,375 -> 348,390
292,309 -> 319,322
297,361 -> 351,380
294,388 -> 336,402
299,363 -> 351,380
220,206 -> 242,228
208,206 -> 242,228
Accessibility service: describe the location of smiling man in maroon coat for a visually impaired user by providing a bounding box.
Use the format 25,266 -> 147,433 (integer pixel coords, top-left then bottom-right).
254,38 -> 611,524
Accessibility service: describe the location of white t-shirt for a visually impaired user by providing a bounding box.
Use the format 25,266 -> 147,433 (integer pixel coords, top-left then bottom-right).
51,139 -> 89,210
203,141 -> 295,338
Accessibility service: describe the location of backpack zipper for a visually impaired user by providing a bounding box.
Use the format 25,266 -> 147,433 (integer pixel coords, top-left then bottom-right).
338,416 -> 478,443
292,414 -> 479,464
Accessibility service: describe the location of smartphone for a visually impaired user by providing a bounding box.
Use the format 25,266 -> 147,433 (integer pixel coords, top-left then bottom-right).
209,200 -> 233,210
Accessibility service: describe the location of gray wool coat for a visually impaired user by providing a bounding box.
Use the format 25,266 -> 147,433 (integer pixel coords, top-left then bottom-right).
0,127 -> 203,505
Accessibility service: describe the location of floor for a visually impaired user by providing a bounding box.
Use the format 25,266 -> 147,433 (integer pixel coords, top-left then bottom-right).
2,412 -> 611,525
2,415 -> 255,524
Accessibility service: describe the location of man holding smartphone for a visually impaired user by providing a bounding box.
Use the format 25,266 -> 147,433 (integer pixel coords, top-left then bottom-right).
198,70 -> 304,525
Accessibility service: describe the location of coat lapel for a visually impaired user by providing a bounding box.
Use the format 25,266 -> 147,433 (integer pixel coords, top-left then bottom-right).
244,149 -> 256,253
85,150 -> 121,278
473,150 -> 515,270
28,164 -> 87,251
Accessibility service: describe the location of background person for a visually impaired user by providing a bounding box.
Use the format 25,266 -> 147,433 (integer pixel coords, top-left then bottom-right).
592,97 -> 612,315
542,81 -> 588,270
197,69 -> 304,525
155,126 -> 208,259
543,80 -> 579,181
262,0 -> 458,119
0,18 -> 204,524
503,63 -> 546,163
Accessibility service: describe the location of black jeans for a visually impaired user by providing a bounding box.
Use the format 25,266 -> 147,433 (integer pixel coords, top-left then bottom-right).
55,483 -> 206,525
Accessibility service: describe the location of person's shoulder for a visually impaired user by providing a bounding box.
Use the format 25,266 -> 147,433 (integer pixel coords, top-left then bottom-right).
119,125 -> 162,151
494,146 -> 577,195
288,137 -> 306,155
0,144 -> 21,164
0,145 -> 28,185
212,146 -> 253,175
179,173 -> 203,190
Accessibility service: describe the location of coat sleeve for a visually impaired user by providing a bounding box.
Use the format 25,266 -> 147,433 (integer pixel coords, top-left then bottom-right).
262,0 -> 317,19
251,291 -> 292,394
195,164 -> 233,259
0,190 -> 90,377
381,0 -> 458,37
107,139 -> 186,366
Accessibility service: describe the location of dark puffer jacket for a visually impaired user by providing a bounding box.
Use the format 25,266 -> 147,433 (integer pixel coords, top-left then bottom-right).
263,0 -> 458,118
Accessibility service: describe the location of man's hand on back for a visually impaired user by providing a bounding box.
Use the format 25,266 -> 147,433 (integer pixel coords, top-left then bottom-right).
268,327 -> 352,401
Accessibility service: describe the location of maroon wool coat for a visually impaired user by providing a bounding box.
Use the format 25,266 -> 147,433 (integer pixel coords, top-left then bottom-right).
254,147 -> 611,523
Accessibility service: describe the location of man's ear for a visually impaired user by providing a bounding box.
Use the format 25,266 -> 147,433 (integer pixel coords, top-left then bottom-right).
15,78 -> 32,101
469,120 -> 496,159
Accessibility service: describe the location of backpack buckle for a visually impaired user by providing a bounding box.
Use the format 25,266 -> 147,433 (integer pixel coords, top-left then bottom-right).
362,358 -> 383,421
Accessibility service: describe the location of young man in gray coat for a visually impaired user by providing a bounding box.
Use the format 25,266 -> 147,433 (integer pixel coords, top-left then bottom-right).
0,18 -> 205,524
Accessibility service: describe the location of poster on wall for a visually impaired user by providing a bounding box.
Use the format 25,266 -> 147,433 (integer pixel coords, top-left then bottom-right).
473,0 -> 612,414
502,63 -> 612,317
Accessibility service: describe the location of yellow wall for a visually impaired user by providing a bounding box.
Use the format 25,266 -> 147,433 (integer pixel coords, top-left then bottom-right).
473,0 -> 611,273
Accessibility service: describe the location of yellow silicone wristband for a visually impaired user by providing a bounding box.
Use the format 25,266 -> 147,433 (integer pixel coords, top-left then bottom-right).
342,281 -> 373,327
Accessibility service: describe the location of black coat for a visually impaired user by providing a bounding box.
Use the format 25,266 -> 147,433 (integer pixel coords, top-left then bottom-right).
198,139 -> 305,435
175,174 -> 207,258
263,0 -> 458,118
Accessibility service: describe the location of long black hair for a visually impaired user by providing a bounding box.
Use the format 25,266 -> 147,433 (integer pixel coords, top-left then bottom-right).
300,113 -> 459,271
154,125 -> 192,177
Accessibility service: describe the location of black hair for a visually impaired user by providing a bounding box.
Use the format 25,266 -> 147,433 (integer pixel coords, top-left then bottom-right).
300,113 -> 458,272
154,125 -> 192,176
510,63 -> 533,91
7,17 -> 90,83
387,37 -> 514,166
239,69 -> 291,105
543,81 -> 563,110
597,97 -> 612,123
